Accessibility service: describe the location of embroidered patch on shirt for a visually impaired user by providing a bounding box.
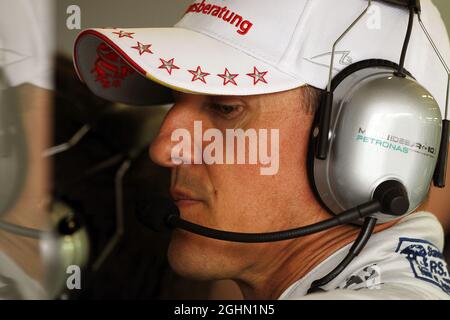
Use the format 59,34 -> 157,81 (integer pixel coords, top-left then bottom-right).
396,237 -> 450,294
339,264 -> 382,290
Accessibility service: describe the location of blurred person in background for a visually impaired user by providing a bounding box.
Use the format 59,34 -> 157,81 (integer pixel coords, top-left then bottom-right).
0,0 -> 54,299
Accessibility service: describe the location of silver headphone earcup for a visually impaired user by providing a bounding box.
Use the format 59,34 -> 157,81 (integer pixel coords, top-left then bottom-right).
313,65 -> 442,223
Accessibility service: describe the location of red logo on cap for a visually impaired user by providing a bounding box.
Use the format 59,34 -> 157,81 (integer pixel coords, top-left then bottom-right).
218,68 -> 239,86
158,58 -> 180,75
188,66 -> 210,84
185,0 -> 253,36
247,67 -> 268,85
91,43 -> 135,89
112,30 -> 135,39
131,41 -> 153,55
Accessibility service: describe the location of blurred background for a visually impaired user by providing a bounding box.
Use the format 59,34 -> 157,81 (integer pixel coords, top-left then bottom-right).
56,0 -> 450,56
0,0 -> 449,300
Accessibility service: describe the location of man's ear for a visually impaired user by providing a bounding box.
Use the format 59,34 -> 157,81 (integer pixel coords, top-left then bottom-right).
300,86 -> 322,116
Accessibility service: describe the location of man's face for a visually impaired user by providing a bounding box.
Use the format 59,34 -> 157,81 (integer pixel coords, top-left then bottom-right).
150,87 -> 318,280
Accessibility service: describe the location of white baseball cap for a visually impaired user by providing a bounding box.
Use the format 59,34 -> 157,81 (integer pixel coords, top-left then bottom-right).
73,0 -> 450,119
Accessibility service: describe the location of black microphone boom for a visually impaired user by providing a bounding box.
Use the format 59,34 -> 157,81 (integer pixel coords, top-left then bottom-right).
166,201 -> 381,243
135,180 -> 409,243
136,195 -> 382,243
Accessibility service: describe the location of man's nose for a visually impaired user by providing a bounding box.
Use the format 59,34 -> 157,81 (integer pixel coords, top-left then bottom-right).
149,102 -> 197,167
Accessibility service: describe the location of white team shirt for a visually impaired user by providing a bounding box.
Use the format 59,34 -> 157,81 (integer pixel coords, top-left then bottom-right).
279,212 -> 450,300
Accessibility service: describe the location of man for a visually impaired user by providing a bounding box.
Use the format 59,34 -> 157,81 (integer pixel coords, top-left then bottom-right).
74,0 -> 450,299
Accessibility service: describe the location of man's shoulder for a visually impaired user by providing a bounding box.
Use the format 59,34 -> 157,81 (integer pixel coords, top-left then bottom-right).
379,211 -> 445,250
280,212 -> 450,300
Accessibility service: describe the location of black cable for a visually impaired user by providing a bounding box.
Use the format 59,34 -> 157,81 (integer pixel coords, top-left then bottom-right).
307,216 -> 378,294
396,5 -> 415,76
167,201 -> 381,243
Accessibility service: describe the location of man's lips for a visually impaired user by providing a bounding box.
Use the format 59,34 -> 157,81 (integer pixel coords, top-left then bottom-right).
171,189 -> 203,206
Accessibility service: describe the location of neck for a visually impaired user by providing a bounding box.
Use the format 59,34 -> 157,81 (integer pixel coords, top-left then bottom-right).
234,212 -> 398,300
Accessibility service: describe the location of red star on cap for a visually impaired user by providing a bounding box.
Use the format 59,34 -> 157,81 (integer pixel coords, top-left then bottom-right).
247,67 -> 268,85
131,42 -> 153,55
112,30 -> 135,38
158,58 -> 180,75
217,68 -> 239,86
188,66 -> 210,84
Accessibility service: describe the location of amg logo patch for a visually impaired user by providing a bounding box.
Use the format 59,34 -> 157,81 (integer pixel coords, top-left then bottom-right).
396,237 -> 450,294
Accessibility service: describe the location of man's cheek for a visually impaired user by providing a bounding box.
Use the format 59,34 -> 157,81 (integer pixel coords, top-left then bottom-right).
258,128 -> 280,176
178,201 -> 210,221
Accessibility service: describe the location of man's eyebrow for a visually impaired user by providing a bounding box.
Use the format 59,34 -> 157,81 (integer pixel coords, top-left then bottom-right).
211,95 -> 246,101
171,91 -> 248,103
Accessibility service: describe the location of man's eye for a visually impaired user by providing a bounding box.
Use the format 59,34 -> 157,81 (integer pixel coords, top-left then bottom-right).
207,103 -> 243,119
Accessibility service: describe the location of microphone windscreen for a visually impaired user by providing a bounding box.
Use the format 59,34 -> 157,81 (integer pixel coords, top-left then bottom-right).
135,193 -> 179,232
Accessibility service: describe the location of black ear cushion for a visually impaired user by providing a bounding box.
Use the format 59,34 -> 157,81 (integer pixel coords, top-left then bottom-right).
330,59 -> 414,92
305,59 -> 414,215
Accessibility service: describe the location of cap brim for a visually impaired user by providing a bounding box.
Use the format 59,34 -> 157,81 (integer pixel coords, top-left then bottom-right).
74,27 -> 306,106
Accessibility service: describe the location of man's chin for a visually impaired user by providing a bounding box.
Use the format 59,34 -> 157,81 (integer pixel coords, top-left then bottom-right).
167,229 -> 232,281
